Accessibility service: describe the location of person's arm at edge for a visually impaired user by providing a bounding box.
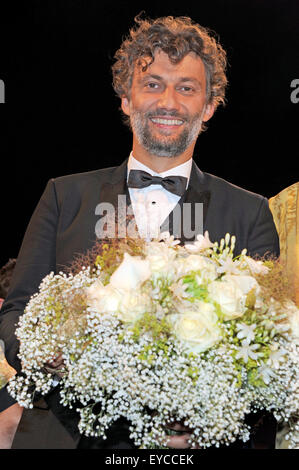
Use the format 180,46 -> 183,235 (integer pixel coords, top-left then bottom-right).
247,196 -> 280,259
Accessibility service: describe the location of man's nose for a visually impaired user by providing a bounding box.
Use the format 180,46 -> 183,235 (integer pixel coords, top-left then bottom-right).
157,86 -> 179,111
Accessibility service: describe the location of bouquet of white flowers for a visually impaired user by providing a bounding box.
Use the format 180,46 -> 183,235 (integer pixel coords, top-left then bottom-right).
7,232 -> 299,448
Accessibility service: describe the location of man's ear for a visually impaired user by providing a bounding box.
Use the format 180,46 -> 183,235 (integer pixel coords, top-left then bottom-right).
121,96 -> 130,116
202,101 -> 216,123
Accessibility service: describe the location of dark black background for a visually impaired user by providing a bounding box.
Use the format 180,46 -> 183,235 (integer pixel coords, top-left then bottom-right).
1,0 -> 298,267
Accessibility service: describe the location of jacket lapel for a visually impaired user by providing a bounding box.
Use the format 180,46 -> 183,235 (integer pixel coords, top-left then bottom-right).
160,161 -> 211,244
97,159 -> 139,239
98,159 -> 130,208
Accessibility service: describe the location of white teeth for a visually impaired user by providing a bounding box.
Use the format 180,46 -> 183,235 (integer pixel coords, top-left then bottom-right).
151,118 -> 183,125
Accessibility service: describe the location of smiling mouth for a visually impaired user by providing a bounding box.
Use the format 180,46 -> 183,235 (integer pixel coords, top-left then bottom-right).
150,117 -> 184,126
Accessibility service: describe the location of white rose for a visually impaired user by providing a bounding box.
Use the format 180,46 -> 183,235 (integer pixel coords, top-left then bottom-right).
145,242 -> 177,275
109,253 -> 151,290
117,291 -> 152,323
192,300 -> 219,322
286,301 -> 299,343
208,277 -> 246,320
169,302 -> 221,353
147,254 -> 169,272
86,281 -> 122,314
176,255 -> 218,282
223,274 -> 261,296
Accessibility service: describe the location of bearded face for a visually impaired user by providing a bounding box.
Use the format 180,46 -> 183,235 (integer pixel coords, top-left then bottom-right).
121,50 -> 215,159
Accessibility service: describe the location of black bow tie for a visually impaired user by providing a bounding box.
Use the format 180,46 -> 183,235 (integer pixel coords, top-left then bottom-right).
127,169 -> 187,197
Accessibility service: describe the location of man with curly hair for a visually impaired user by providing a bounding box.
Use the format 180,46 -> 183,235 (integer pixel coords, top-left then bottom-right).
0,15 -> 279,449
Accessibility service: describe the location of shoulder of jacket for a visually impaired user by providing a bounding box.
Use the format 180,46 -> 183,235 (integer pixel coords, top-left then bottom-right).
202,171 -> 266,204
48,166 -> 118,190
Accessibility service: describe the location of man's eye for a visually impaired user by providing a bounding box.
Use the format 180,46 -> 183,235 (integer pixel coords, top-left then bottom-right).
180,86 -> 194,93
146,82 -> 159,89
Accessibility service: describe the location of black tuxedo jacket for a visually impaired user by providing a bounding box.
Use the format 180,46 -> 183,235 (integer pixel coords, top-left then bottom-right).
0,159 -> 279,447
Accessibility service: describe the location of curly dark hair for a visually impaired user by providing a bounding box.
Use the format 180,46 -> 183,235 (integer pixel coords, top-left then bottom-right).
112,15 -> 228,110
0,258 -> 16,299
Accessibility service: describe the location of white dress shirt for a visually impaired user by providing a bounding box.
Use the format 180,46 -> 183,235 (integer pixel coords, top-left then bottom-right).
127,153 -> 192,240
